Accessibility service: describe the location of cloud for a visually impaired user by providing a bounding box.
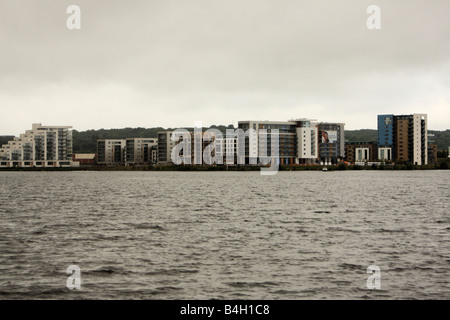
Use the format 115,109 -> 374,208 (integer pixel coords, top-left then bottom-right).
0,0 -> 449,134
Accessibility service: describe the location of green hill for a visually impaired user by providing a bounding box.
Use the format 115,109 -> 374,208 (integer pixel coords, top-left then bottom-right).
428,130 -> 450,150
2,127 -> 449,153
72,125 -> 234,153
344,129 -> 377,143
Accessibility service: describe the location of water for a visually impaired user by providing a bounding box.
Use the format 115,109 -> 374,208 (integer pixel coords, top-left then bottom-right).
0,170 -> 448,299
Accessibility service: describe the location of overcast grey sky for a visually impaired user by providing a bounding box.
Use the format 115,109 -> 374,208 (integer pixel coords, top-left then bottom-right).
1,0 -> 449,135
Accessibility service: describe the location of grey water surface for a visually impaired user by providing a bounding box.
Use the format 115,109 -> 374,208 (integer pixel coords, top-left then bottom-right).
0,170 -> 448,299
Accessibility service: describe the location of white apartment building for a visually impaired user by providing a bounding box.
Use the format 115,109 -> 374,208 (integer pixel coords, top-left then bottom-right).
378,147 -> 392,161
0,123 -> 78,168
214,136 -> 237,164
412,114 -> 428,165
295,119 -> 319,164
355,147 -> 370,162
238,119 -> 321,165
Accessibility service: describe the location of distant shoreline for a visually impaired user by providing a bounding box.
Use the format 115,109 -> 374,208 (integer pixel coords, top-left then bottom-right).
0,163 -> 448,172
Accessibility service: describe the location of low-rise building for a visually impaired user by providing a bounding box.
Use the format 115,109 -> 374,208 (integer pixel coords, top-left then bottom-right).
73,154 -> 97,166
345,141 -> 378,163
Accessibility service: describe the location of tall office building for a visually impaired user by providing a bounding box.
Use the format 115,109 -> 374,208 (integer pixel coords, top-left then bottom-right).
377,114 -> 427,165
0,123 -> 78,168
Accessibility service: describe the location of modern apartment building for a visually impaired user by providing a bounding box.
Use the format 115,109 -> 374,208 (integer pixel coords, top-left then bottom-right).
157,131 -> 175,164
377,114 -> 428,165
0,123 -> 78,168
237,119 -> 342,165
214,136 -> 237,165
97,139 -> 126,166
157,130 -> 219,165
156,119 -> 343,166
150,145 -> 158,165
237,120 -> 297,165
295,119 -> 319,164
125,138 -> 157,165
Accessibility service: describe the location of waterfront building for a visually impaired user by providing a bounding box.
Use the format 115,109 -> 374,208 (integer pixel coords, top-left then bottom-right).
427,144 -> 438,165
157,130 -> 219,165
97,139 -> 126,166
73,153 -> 97,167
214,136 -> 237,165
157,119 -> 343,166
294,119 -> 319,165
378,114 -> 428,165
318,122 -> 345,165
237,120 -> 301,165
150,145 -> 158,165
0,123 -> 78,168
125,138 -> 157,165
345,141 -> 378,163
377,147 -> 393,161
157,131 -> 175,164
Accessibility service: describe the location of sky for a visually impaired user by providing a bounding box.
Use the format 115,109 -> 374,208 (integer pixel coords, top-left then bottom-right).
1,0 -> 449,135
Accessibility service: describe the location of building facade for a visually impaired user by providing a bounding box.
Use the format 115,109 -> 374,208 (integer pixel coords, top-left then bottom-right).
427,144 -> 438,165
73,153 -> 97,166
294,119 -> 319,164
125,138 -> 157,165
318,122 -> 345,165
214,136 -> 237,165
97,139 -> 126,166
157,131 -> 175,164
0,123 -> 78,168
157,130 -> 220,165
156,119 -> 343,166
345,142 -> 378,163
237,119 -> 325,165
377,114 -> 428,165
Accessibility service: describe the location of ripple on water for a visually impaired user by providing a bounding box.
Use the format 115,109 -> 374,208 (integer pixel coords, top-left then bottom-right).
0,171 -> 449,299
